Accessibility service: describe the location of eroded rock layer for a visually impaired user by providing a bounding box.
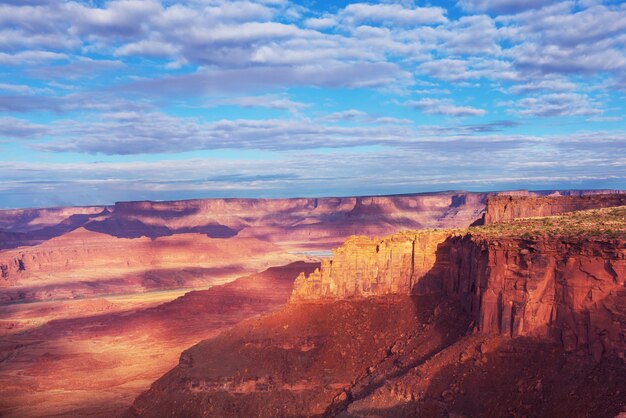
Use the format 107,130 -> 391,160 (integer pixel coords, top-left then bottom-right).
0,228 -> 296,303
291,230 -> 450,301
483,193 -> 626,224
291,207 -> 626,360
2,190 -> 619,250
0,192 -> 489,249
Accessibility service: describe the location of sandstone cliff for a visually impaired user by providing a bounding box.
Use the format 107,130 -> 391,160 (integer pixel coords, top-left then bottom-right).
483,193 -> 626,224
291,230 -> 450,301
291,207 -> 626,360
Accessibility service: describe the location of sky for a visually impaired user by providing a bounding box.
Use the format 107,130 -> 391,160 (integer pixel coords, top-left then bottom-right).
1,0 -> 626,208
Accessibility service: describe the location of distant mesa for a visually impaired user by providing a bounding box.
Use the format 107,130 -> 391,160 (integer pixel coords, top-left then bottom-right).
483,193 -> 626,224
1,189 -> 622,250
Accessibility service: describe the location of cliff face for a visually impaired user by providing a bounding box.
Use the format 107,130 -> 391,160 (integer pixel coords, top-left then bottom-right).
441,235 -> 626,360
291,230 -> 450,301
484,193 -> 626,224
291,208 -> 626,360
127,206 -> 626,418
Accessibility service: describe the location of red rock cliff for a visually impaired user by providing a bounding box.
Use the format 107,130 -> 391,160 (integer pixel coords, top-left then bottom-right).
483,193 -> 626,224
291,208 -> 626,360
439,234 -> 626,360
291,230 -> 450,301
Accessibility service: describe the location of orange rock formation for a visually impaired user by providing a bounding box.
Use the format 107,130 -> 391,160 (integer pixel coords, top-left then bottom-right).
483,193 -> 626,224
291,208 -> 626,360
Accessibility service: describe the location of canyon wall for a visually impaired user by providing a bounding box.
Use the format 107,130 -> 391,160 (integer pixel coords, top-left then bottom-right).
0,192 -> 488,250
440,234 -> 626,360
291,230 -> 451,301
1,190 -> 620,250
484,193 -> 626,224
291,223 -> 626,360
0,228 -> 283,281
0,227 -> 300,304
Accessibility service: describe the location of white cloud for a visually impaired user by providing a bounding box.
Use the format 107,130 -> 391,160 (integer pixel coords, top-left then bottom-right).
404,98 -> 487,117
0,50 -> 67,65
457,0 -> 558,14
0,117 -> 48,138
211,94 -> 309,115
321,109 -> 367,122
516,93 -> 601,117
303,16 -> 336,30
342,3 -> 448,26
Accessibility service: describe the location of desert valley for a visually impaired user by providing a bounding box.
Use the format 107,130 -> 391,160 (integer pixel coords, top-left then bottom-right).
0,190 -> 625,417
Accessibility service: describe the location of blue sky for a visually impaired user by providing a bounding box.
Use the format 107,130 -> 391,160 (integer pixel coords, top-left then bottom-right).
1,0 -> 625,208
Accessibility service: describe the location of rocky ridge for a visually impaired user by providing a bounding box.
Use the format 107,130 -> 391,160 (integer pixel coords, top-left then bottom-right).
483,193 -> 626,224
1,190 -> 619,250
291,207 -> 626,361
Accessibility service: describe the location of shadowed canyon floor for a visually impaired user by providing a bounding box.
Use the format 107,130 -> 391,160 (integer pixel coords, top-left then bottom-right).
0,262 -> 317,417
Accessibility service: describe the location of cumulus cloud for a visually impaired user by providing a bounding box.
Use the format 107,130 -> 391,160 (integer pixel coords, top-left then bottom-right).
516,93 -> 601,117
503,3 -> 626,78
28,57 -> 124,79
342,3 -> 448,26
404,98 -> 487,117
321,109 -> 368,122
211,94 -> 309,115
457,0 -> 558,14
34,112 -> 418,154
0,50 -> 67,65
122,62 -> 412,96
303,16 -> 336,30
0,117 -> 48,138
507,77 -> 577,94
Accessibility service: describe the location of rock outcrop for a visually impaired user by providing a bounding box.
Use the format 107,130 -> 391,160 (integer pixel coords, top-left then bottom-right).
483,193 -> 626,224
441,234 -> 626,361
291,230 -> 450,301
291,207 -> 626,360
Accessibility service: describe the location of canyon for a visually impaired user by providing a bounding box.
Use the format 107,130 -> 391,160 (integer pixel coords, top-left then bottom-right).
0,190 -> 492,417
129,199 -> 626,417
0,262 -> 318,417
1,190 -> 625,417
1,191 -> 493,304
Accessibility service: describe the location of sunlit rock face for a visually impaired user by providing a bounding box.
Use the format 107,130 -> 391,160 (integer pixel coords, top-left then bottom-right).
290,230 -> 450,301
0,191 -> 492,303
291,206 -> 626,360
441,234 -> 626,361
0,227 -> 296,303
483,193 -> 626,224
